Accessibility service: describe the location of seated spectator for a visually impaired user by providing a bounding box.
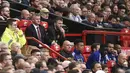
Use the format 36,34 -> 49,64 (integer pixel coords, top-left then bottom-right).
82,13 -> 97,27
111,53 -> 127,73
1,18 -> 26,48
40,8 -> 50,20
25,13 -> 49,48
102,64 -> 108,73
30,0 -> 40,10
0,42 -> 9,53
0,65 -> 14,73
31,49 -> 41,60
56,64 -> 65,72
0,52 -> 12,67
18,62 -> 31,73
0,6 -> 10,20
41,49 -> 51,62
1,1 -> 10,7
10,42 -> 22,58
19,9 -> 30,20
69,4 -> 82,22
26,56 -> 38,64
47,17 -> 65,46
61,60 -> 71,72
59,40 -> 73,61
91,62 -> 102,73
35,60 -> 48,71
82,69 -> 92,73
72,39 -> 84,63
13,54 -> 25,69
14,69 -> 26,73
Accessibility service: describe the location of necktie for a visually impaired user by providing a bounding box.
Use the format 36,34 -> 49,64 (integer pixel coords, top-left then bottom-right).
37,26 -> 41,41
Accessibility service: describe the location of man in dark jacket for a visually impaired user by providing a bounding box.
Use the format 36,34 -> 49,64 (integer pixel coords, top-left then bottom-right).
59,40 -> 73,61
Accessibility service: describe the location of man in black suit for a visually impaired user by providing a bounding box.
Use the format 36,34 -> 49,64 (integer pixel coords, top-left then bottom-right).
25,13 -> 49,48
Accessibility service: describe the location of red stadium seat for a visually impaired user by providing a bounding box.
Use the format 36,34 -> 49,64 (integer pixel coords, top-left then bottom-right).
81,45 -> 91,62
107,60 -> 116,73
50,43 -> 61,58
17,20 -> 32,32
120,28 -> 130,47
40,21 -> 48,31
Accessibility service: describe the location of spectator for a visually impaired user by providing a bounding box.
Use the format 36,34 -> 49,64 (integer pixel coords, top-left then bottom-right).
59,40 -> 73,61
13,55 -> 25,69
18,62 -> 31,73
31,49 -> 41,60
35,60 -> 48,71
30,0 -> 40,10
82,69 -> 92,73
102,64 -> 108,73
47,17 -> 65,46
1,18 -> 26,48
0,52 -> 12,67
10,42 -> 22,58
0,6 -> 10,20
1,1 -> 10,7
0,42 -> 9,53
26,56 -> 38,64
91,62 -> 102,73
41,49 -> 51,62
14,69 -> 26,73
86,43 -> 101,69
0,65 -> 14,73
62,60 -> 71,72
72,39 -> 84,63
111,53 -> 127,73
69,4 -> 82,22
82,13 -> 97,27
114,68 -> 125,73
56,65 -> 65,72
19,9 -> 30,20
25,13 -> 49,48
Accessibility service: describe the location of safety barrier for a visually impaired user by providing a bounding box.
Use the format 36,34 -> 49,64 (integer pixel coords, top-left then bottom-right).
26,37 -> 67,60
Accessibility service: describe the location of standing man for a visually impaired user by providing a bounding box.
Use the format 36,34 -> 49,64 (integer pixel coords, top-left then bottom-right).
25,13 -> 49,48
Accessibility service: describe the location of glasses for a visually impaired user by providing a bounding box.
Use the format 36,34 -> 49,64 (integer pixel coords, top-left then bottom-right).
108,46 -> 114,48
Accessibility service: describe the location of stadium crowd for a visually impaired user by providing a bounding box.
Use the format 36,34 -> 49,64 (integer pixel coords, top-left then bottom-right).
0,0 -> 130,73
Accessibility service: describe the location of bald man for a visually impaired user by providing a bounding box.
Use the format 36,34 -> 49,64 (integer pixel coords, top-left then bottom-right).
20,9 -> 30,20
111,53 -> 128,73
59,40 -> 73,61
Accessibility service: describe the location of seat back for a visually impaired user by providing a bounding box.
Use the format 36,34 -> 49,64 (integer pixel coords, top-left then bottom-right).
107,60 -> 116,73
120,28 -> 130,47
50,43 -> 61,58
40,21 -> 48,31
17,20 -> 32,32
81,45 -> 91,62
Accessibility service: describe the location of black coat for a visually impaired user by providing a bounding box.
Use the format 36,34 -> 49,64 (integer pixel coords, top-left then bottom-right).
25,24 -> 49,47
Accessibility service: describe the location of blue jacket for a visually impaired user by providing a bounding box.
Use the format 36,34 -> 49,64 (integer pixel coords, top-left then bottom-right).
86,50 -> 101,69
72,49 -> 84,62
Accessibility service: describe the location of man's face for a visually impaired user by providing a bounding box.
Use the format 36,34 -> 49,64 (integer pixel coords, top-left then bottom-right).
93,63 -> 102,72
56,20 -> 63,28
118,55 -> 127,65
107,43 -> 114,53
4,55 -> 12,65
63,41 -> 72,52
2,7 -> 10,17
76,42 -> 84,51
10,21 -> 17,31
32,0 -> 39,7
33,52 -> 41,60
32,16 -> 40,25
